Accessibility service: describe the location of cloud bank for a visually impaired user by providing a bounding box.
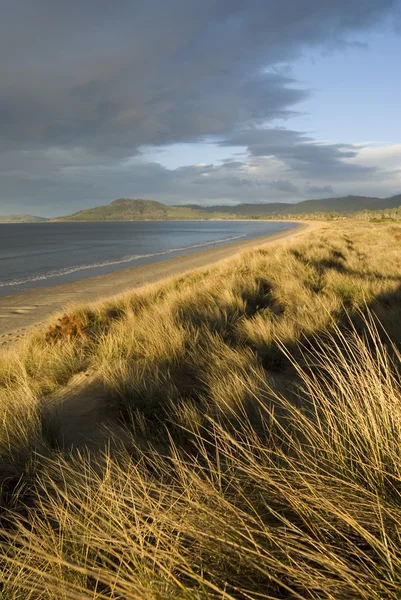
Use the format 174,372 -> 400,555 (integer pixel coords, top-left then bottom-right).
0,0 -> 399,215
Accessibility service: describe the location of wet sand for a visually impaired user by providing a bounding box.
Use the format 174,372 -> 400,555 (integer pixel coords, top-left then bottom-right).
0,222 -> 313,346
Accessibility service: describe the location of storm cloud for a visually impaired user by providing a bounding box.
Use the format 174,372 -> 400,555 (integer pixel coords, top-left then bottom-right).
0,0 -> 399,214
220,128 -> 376,179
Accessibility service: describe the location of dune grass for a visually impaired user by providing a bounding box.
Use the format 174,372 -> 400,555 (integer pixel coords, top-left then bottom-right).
1,221 -> 401,598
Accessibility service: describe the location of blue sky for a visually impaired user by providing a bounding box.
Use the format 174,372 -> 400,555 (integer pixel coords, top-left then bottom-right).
152,23 -> 401,170
0,0 -> 400,216
290,25 -> 401,145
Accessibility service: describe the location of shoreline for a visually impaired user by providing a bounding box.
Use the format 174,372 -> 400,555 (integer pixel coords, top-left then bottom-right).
0,222 -> 313,346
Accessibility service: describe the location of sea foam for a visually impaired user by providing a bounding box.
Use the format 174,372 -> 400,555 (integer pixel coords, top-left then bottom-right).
0,234 -> 245,288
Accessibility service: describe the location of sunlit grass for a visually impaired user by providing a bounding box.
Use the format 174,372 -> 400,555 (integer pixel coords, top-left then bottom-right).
1,221 -> 401,598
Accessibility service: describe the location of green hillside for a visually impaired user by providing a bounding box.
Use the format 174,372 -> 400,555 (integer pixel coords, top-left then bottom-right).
183,194 -> 401,216
32,193 -> 401,223
0,214 -> 48,223
53,198 -> 167,221
53,198 -> 238,221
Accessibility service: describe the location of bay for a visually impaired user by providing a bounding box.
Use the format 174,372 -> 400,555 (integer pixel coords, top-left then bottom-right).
0,220 -> 295,296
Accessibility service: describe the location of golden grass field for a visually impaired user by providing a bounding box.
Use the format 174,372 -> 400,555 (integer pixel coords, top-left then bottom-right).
1,221 -> 401,598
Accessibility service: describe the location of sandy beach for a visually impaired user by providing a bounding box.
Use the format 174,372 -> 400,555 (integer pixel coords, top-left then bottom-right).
0,222 -> 313,346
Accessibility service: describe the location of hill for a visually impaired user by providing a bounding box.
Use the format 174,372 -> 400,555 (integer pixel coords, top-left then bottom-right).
181,194 -> 401,216
54,198 -> 238,221
44,193 -> 401,222
53,198 -> 168,221
0,214 -> 48,223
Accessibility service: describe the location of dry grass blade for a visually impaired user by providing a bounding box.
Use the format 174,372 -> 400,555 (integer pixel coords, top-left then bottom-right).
1,222 -> 401,598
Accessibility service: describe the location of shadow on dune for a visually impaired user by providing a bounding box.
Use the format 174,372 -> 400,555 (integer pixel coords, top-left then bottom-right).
2,240 -> 401,521
35,255 -> 401,453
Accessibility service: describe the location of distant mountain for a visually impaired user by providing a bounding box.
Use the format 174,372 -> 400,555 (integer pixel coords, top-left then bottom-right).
50,193 -> 401,222
0,214 -> 48,223
54,198 -> 169,221
53,198 -> 238,221
180,195 -> 401,216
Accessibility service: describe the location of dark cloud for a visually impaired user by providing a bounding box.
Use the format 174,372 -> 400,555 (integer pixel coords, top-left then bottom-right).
0,149 -> 398,217
305,184 -> 335,195
191,169 -> 299,193
220,128 -> 375,179
270,180 -> 300,193
0,0 -> 398,212
0,0 -> 397,154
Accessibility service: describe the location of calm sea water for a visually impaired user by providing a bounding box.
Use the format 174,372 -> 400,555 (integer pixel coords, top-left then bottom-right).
0,221 -> 295,297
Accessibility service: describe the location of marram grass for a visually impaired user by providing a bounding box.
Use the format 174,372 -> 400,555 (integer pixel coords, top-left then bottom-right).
1,221 -> 401,598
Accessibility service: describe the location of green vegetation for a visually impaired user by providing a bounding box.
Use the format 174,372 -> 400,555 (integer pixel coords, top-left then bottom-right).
259,205 -> 401,223
350,206 -> 401,222
2,222 -> 401,597
184,193 -> 401,216
52,194 -> 401,222
0,214 -> 48,223
3,194 -> 401,223
53,198 -> 239,221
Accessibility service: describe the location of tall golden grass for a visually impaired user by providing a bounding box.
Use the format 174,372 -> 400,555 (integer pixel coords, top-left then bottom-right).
1,221 -> 401,598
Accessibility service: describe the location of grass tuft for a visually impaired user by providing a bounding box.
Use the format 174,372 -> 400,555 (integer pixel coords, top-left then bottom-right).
1,222 -> 401,597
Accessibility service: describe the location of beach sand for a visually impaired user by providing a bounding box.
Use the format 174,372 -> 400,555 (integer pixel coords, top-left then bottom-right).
0,222 -> 313,346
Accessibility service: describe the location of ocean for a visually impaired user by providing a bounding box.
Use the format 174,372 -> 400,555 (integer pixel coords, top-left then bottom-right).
0,220 -> 295,296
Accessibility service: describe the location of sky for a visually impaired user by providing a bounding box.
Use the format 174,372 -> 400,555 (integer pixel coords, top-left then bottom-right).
0,0 -> 400,217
